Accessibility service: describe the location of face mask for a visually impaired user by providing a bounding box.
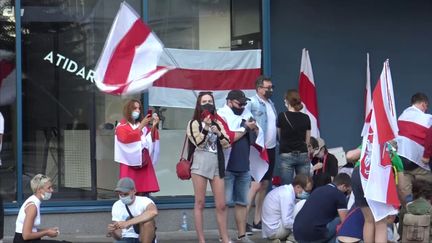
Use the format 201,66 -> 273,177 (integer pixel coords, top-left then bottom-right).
120,195 -> 133,205
201,103 -> 215,114
131,111 -> 140,121
41,191 -> 52,200
296,191 -> 310,200
231,106 -> 244,116
264,90 -> 273,99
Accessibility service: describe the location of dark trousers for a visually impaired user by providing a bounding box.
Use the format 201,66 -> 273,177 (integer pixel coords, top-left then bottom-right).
13,233 -> 72,243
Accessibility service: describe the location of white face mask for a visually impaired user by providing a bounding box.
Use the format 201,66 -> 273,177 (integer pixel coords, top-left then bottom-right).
120,195 -> 133,205
41,191 -> 52,200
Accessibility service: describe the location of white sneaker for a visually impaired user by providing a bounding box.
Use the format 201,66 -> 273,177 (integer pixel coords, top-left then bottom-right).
236,236 -> 255,242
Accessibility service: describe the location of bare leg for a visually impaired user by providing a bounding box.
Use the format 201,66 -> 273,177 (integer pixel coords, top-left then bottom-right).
210,176 -> 230,243
139,219 -> 156,243
246,181 -> 260,223
235,205 -> 247,237
192,174 -> 208,243
361,207 -> 375,243
254,180 -> 269,224
374,218 -> 388,243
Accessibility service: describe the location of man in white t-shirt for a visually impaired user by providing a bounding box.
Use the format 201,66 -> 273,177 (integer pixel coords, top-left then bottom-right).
262,175 -> 312,241
107,177 -> 158,243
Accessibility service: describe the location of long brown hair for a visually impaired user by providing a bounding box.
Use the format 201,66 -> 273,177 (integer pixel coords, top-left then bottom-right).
192,92 -> 216,121
285,89 -> 303,111
123,99 -> 143,124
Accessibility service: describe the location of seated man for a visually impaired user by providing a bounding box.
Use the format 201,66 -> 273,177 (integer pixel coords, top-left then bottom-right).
108,177 -> 158,243
293,173 -> 351,243
262,175 -> 313,242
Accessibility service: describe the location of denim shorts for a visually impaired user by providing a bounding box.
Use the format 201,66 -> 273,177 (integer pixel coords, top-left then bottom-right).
224,170 -> 251,206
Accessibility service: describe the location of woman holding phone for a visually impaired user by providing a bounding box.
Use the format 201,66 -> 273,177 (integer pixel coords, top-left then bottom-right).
115,99 -> 160,196
186,92 -> 233,243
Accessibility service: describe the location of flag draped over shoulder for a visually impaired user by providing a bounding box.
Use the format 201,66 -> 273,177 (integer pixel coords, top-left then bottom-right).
217,105 -> 269,182
359,60 -> 400,221
94,2 -> 171,95
149,48 -> 261,109
361,53 -> 372,137
299,48 -> 320,138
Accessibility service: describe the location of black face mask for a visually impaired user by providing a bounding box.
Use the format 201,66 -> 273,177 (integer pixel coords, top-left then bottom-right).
231,106 -> 244,116
264,90 -> 273,99
201,103 -> 215,114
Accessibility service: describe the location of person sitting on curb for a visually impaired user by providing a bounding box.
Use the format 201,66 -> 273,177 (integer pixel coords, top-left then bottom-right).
262,174 -> 313,242
107,177 -> 158,243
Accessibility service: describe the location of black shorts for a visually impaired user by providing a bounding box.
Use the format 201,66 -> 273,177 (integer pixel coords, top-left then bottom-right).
259,148 -> 276,181
351,166 -> 369,208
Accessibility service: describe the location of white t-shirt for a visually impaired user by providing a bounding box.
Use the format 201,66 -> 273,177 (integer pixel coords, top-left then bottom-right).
0,112 -> 4,134
262,185 -> 296,238
264,100 -> 277,149
111,196 -> 155,238
15,195 -> 41,233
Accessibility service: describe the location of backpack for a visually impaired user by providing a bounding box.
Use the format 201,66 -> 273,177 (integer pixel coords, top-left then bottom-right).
402,212 -> 431,243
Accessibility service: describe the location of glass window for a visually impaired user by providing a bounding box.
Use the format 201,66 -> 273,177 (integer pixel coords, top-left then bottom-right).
148,0 -> 261,197
0,0 -> 18,203
20,0 -> 141,201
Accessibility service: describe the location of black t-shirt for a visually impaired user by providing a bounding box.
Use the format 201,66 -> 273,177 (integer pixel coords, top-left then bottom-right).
293,184 -> 348,241
277,111 -> 311,153
312,153 -> 339,189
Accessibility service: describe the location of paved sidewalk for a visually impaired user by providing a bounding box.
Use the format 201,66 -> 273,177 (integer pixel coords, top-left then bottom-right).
3,230 -> 272,243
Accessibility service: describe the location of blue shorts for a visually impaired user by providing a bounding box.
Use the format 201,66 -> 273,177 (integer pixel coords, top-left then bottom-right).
224,171 -> 251,206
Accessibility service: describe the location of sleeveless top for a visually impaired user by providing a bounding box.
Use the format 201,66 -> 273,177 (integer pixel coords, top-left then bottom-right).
15,195 -> 41,233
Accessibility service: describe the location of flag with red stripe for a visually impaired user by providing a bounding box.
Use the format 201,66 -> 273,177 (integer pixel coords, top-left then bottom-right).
0,50 -> 16,106
149,48 -> 261,108
94,2 -> 171,95
298,48 -> 320,138
360,60 -> 399,221
396,106 -> 432,170
361,53 -> 372,137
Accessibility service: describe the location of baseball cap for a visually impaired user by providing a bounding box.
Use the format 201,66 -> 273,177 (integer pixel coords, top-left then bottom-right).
311,137 -> 326,157
226,90 -> 250,104
114,177 -> 135,193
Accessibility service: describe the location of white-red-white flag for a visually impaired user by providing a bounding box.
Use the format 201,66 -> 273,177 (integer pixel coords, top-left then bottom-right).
0,50 -> 16,106
361,53 -> 372,137
299,48 -> 320,138
94,2 -> 171,95
360,60 -> 399,221
149,48 -> 261,108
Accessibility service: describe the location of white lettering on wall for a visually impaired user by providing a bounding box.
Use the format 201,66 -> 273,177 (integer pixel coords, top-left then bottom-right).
43,51 -> 95,83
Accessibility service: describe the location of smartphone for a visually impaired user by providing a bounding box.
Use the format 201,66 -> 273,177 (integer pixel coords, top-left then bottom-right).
146,109 -> 153,117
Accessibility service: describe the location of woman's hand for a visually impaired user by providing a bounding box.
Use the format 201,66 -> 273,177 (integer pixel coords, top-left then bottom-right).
203,115 -> 212,126
210,125 -> 221,137
45,228 -> 59,238
139,114 -> 152,129
152,113 -> 160,128
313,162 -> 323,171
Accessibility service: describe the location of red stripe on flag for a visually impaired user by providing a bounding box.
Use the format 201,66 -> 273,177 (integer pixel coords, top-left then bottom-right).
373,80 -> 395,144
153,68 -> 260,90
386,168 -> 400,207
0,60 -> 15,87
103,19 -> 151,86
299,72 -> 319,121
397,120 -> 428,146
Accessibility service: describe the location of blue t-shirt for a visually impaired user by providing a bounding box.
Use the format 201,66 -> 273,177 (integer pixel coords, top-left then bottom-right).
293,184 -> 348,241
227,132 -> 251,172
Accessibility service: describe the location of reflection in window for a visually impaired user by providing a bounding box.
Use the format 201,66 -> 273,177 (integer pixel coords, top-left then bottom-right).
0,0 -> 17,202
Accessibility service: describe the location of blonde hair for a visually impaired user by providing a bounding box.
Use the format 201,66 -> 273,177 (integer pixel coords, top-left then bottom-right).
30,174 -> 51,193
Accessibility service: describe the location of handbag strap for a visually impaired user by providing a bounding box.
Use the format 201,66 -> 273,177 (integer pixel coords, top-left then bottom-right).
180,135 -> 188,159
125,204 -> 134,219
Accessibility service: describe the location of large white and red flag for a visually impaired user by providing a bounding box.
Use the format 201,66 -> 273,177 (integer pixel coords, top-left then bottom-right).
361,53 -> 372,137
149,48 -> 261,108
0,50 -> 16,106
360,60 -> 400,221
94,2 -> 171,95
299,48 -> 320,137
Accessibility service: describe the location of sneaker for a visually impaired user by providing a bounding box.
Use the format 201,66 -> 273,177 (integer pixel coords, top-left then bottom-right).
252,221 -> 262,231
236,235 -> 255,242
245,223 -> 254,236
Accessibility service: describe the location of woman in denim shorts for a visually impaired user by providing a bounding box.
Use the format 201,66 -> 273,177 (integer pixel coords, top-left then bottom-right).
277,89 -> 312,185
186,92 -> 232,243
